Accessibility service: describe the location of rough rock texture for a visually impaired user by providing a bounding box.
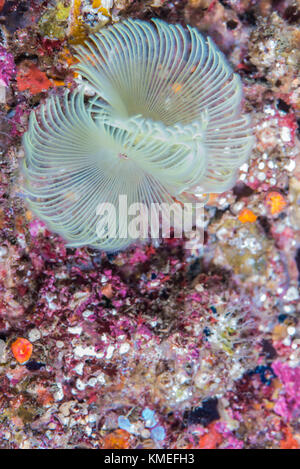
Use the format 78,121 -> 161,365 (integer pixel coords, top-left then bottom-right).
0,0 -> 300,449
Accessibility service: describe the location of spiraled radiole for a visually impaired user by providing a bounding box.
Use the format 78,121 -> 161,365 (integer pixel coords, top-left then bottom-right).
23,19 -> 254,251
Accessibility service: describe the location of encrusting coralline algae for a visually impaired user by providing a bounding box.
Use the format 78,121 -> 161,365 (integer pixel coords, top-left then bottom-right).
0,0 -> 299,450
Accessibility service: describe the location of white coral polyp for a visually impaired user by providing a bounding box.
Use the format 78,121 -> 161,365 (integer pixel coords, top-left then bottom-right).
23,19 -> 254,251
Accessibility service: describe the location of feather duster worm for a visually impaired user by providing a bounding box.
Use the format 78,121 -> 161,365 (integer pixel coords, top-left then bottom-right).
23,19 -> 254,251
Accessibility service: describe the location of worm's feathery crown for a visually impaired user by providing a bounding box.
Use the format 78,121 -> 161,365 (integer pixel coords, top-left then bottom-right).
23,90 -> 203,250
23,19 -> 254,251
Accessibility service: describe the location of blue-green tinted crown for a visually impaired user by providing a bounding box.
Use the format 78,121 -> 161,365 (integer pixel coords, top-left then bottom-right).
23,19 -> 254,251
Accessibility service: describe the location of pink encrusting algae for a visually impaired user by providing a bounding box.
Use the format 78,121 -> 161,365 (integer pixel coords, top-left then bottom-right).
0,0 -> 300,450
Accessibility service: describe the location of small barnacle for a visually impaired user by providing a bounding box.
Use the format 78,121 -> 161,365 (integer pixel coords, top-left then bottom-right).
23,19 -> 254,251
